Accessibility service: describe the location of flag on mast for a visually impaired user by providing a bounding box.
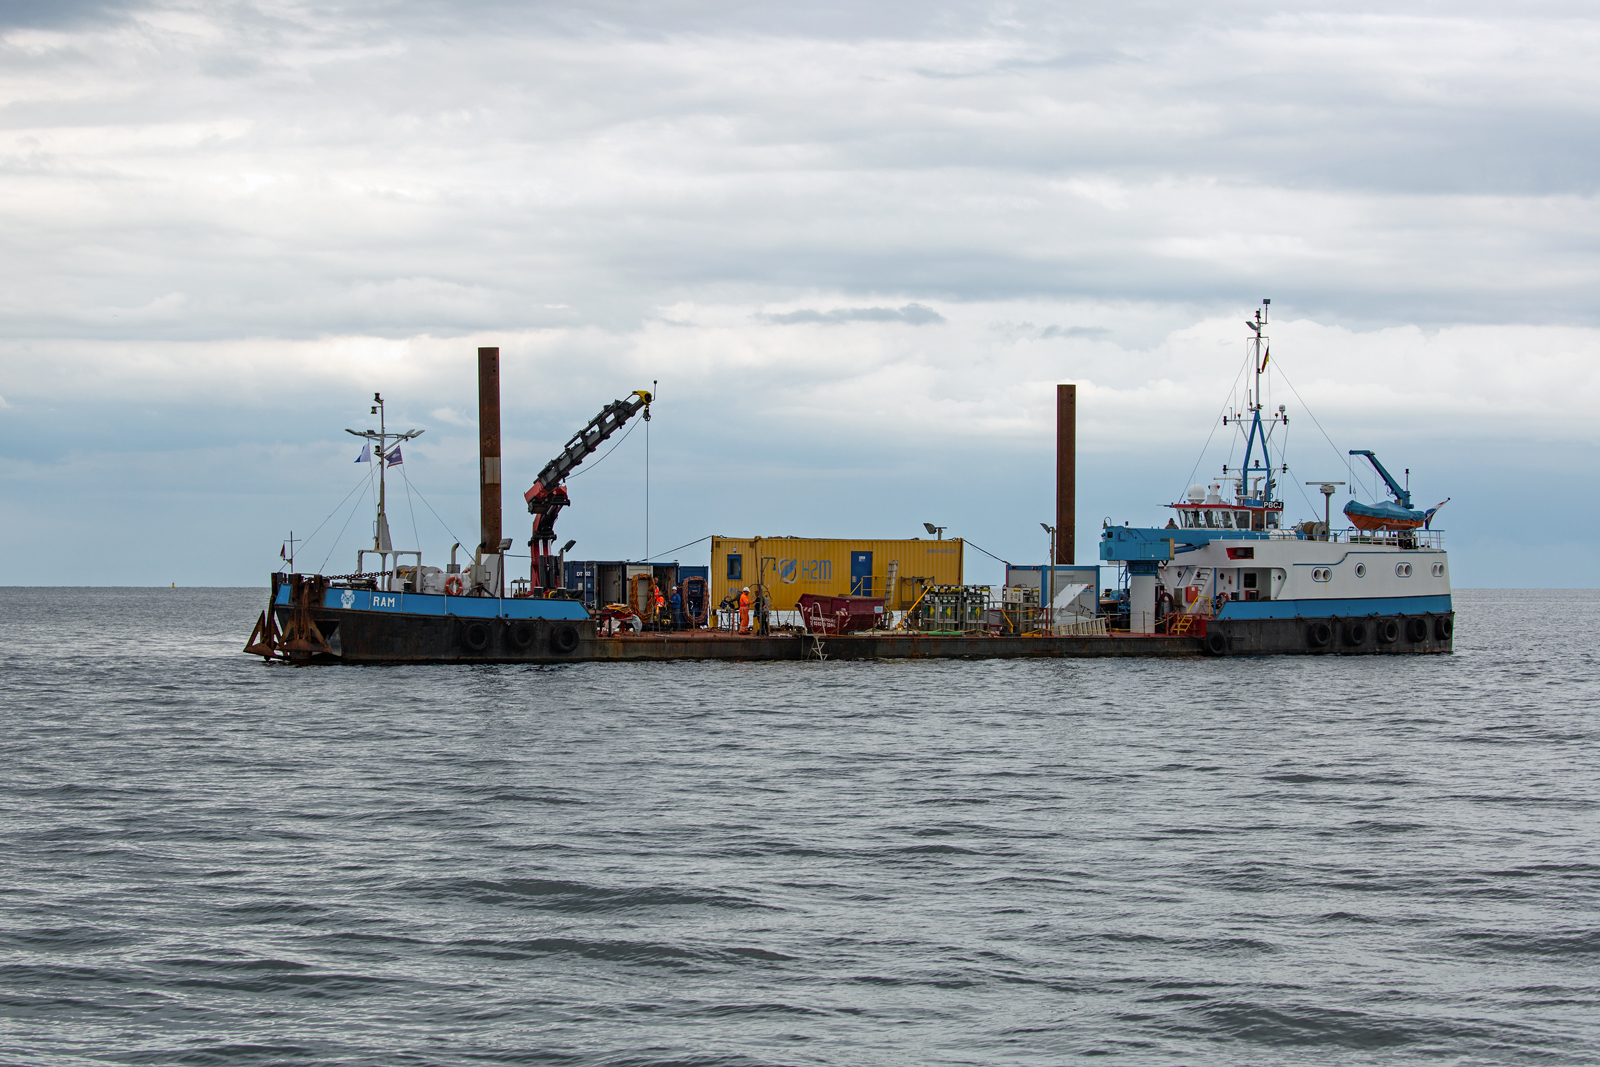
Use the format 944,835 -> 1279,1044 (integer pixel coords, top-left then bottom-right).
355,443 -> 370,463
386,446 -> 403,466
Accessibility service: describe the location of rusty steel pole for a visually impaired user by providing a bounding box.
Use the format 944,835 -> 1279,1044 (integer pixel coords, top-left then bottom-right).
1056,383 -> 1075,564
477,347 -> 502,554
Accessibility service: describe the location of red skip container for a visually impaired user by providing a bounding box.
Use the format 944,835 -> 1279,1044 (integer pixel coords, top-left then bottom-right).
797,594 -> 887,634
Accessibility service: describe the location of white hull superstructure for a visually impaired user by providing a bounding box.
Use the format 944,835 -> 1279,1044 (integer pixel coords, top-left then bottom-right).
1100,299 -> 1453,655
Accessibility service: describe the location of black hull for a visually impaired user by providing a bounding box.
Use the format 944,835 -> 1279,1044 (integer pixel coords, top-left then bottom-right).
264,606 -> 1454,663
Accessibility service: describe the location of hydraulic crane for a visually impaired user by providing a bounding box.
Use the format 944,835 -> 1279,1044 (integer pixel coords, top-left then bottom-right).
523,389 -> 653,592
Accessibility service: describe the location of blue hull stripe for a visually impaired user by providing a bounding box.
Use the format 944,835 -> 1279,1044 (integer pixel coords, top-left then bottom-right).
274,586 -> 589,621
1217,594 -> 1452,620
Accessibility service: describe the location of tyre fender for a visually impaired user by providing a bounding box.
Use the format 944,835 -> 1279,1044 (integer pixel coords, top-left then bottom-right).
551,624 -> 580,654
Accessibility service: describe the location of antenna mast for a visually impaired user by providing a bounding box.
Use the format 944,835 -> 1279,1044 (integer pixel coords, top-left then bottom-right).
1232,298 -> 1279,504
346,393 -> 423,554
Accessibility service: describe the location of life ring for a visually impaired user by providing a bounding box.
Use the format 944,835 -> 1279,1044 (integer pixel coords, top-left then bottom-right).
1435,615 -> 1453,641
464,622 -> 489,651
1306,621 -> 1332,649
1343,621 -> 1368,647
1376,618 -> 1399,644
445,575 -> 464,596
1205,632 -> 1228,656
1406,617 -> 1429,643
551,624 -> 580,654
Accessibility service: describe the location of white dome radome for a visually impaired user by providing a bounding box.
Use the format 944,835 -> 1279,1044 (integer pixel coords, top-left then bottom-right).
1186,484 -> 1206,503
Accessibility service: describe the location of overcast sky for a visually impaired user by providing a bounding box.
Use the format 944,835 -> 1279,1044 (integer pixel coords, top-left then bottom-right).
2,0 -> 1597,586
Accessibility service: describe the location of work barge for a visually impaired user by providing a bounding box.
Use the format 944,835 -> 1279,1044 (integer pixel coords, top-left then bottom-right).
246,308 -> 1454,666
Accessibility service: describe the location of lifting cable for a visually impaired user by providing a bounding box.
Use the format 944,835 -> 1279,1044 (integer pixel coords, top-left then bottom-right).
962,539 -> 1012,567
563,416 -> 641,481
1271,362 -> 1353,494
281,463 -> 375,567
634,533 -> 710,562
1180,351 -> 1251,501
317,469 -> 376,573
398,466 -> 466,549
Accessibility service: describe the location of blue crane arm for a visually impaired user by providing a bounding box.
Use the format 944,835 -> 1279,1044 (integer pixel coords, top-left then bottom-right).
1349,449 -> 1411,509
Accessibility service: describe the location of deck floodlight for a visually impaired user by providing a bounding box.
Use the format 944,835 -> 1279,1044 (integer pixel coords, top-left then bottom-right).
561,539 -> 577,554
923,522 -> 946,539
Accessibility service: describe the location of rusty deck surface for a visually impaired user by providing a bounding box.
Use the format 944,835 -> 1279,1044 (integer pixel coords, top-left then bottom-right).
592,630 -> 1202,661
255,601 -> 1449,663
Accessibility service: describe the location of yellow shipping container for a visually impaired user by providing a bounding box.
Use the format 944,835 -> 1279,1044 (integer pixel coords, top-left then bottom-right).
710,536 -> 964,612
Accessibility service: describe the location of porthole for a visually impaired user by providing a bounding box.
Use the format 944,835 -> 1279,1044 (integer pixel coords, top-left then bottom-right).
1396,563 -> 1413,578
1431,562 -> 1444,577
1312,567 -> 1331,582
1354,563 -> 1367,578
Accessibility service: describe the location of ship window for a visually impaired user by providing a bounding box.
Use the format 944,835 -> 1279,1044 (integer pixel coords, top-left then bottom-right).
1237,511 -> 1249,528
1266,513 -> 1279,529
1396,562 -> 1412,577
1220,511 -> 1234,529
727,554 -> 742,581
1354,563 -> 1367,577
1432,562 -> 1444,577
1312,567 -> 1331,582
1242,572 -> 1258,589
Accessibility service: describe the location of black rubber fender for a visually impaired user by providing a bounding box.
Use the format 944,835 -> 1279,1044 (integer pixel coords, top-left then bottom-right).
510,621 -> 535,650
1306,621 -> 1332,649
1435,615 -> 1453,641
1406,617 -> 1429,643
1205,631 -> 1228,656
1376,618 -> 1400,644
464,621 -> 490,651
551,624 -> 580,654
1343,621 -> 1368,647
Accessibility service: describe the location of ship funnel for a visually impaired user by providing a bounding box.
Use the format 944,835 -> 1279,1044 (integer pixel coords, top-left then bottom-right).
478,347 -> 502,555
1056,384 -> 1075,564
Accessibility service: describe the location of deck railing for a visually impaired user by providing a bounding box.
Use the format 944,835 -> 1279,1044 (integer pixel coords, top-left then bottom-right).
1272,529 -> 1445,549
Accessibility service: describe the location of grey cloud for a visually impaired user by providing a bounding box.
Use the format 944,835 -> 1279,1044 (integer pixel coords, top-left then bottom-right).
0,0 -> 133,29
0,0 -> 1598,348
760,303 -> 946,326
1039,325 -> 1108,340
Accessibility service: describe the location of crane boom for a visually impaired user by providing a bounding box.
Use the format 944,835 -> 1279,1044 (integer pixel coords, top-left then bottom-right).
1349,449 -> 1411,509
522,389 -> 652,594
530,391 -> 652,495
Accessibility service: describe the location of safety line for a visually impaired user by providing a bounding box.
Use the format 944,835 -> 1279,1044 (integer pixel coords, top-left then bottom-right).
633,534 -> 711,562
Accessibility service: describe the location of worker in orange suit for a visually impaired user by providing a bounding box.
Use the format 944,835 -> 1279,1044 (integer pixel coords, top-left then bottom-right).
653,584 -> 666,628
738,586 -> 752,633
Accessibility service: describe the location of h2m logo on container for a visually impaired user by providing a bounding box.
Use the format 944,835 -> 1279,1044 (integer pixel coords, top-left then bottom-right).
764,558 -> 834,585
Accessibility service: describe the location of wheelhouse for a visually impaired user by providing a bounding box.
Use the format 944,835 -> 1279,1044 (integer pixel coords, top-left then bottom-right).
1169,503 -> 1282,532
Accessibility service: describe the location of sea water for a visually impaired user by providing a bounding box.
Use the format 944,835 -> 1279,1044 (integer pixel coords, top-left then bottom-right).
2,588 -> 1596,1065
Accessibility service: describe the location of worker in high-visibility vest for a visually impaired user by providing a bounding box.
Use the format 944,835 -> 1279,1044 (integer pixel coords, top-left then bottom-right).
653,584 -> 666,628
738,586 -> 752,634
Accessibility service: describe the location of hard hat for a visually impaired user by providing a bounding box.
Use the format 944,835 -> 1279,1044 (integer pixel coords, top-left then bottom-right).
742,586 -> 750,592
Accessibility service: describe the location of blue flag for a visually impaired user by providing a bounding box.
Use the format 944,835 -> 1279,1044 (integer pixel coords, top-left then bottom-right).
355,443 -> 370,463
386,445 -> 403,467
